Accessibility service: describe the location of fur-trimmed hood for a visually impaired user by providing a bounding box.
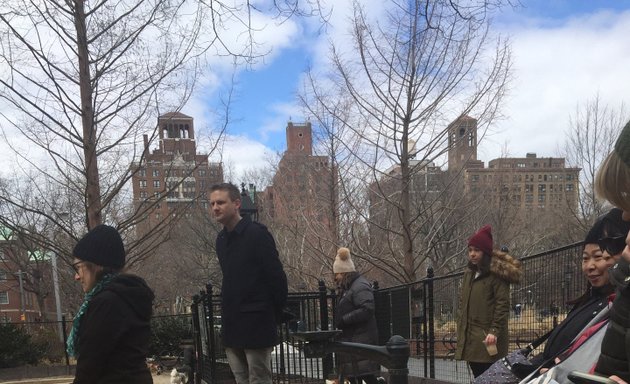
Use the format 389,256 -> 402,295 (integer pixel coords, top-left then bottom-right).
490,250 -> 522,284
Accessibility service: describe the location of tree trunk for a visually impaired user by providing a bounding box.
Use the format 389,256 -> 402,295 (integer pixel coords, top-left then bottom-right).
74,0 -> 102,228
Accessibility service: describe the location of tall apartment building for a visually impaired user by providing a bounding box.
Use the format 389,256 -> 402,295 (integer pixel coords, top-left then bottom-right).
261,122 -> 337,286
262,122 -> 337,229
448,116 -> 580,213
130,112 -> 223,233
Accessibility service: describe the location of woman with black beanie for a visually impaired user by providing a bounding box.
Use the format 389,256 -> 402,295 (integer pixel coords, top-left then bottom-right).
68,224 -> 155,384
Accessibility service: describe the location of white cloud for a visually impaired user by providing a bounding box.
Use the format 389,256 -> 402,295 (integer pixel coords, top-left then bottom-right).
220,134 -> 274,181
480,9 -> 630,163
257,102 -> 304,142
199,2 -> 630,181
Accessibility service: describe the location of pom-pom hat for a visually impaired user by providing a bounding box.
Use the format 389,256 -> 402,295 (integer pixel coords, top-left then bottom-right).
333,247 -> 356,273
468,225 -> 493,256
73,224 -> 126,269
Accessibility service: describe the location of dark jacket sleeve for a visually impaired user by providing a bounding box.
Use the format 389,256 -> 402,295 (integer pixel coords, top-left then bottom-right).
73,292 -> 126,383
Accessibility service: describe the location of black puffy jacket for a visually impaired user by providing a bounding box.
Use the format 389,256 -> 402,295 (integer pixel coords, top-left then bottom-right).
334,272 -> 379,378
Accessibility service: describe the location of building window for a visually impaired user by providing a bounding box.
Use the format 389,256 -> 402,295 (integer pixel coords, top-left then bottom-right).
198,169 -> 206,177
139,180 -> 147,188
566,184 -> 574,192
538,184 -> 546,193
154,192 -> 161,199
471,175 -> 479,182
138,169 -> 146,177
139,191 -> 148,199
153,180 -> 161,188
0,269 -> 6,281
152,169 -> 160,177
566,174 -> 574,181
0,291 -> 8,304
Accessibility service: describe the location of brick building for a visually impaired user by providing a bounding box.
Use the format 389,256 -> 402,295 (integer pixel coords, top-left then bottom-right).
448,116 -> 580,214
130,112 -> 223,234
262,122 -> 337,230
261,122 -> 337,288
0,228 -> 56,323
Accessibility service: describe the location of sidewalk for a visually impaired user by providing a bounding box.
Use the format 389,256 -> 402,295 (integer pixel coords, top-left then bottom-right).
0,373 -> 171,384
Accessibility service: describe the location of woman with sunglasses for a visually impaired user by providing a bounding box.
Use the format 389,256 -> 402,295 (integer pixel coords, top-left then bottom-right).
514,208 -> 627,379
593,119 -> 630,383
68,225 -> 155,384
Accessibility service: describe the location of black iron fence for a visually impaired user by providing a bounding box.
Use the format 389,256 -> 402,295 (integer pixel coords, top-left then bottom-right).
0,242 -> 585,383
191,242 -> 586,384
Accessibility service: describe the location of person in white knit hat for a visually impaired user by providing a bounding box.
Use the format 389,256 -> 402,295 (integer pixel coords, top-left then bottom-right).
333,247 -> 380,384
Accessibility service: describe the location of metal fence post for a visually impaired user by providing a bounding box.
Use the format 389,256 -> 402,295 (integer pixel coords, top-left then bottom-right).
427,267 -> 435,379
191,294 -> 202,384
62,315 -> 70,373
319,280 -> 333,378
386,335 -> 410,384
204,284 -> 216,384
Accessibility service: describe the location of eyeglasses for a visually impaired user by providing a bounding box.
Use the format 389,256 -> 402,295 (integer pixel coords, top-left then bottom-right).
72,261 -> 85,274
598,235 -> 627,256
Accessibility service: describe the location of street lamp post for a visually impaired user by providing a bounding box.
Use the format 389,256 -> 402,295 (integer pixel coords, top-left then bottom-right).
51,251 -> 63,341
15,269 -> 26,321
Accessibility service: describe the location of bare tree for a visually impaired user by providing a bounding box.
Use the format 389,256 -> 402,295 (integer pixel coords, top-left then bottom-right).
562,94 -> 629,230
299,0 -> 512,283
0,0 -> 325,311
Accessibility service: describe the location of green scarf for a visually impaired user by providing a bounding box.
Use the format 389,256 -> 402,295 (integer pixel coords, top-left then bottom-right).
66,273 -> 117,357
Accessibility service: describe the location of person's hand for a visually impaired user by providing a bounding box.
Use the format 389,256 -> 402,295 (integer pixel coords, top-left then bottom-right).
609,375 -> 627,384
484,333 -> 497,345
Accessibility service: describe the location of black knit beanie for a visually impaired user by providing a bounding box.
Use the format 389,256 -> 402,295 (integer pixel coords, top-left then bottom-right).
601,207 -> 630,237
614,120 -> 630,167
584,214 -> 607,245
73,225 -> 125,269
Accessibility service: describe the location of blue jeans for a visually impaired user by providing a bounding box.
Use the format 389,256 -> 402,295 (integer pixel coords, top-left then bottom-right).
225,347 -> 273,384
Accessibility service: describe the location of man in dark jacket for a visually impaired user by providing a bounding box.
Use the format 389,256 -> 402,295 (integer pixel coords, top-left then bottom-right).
210,183 -> 288,384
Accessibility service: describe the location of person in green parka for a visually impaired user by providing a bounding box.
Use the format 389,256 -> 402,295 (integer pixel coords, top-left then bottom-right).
455,224 -> 522,377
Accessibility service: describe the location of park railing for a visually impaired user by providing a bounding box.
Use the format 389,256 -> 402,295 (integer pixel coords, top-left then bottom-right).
1,242 -> 584,383
191,241 -> 585,384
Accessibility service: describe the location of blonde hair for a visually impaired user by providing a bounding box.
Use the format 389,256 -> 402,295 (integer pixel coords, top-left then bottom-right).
595,151 -> 630,213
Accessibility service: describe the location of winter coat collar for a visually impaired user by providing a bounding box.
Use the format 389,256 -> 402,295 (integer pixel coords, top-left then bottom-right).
489,250 -> 522,284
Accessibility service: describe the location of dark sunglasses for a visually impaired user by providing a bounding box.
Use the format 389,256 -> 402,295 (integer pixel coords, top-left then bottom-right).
598,235 -> 627,256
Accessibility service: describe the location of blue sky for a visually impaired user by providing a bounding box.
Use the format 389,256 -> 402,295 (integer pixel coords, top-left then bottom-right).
189,0 -> 630,181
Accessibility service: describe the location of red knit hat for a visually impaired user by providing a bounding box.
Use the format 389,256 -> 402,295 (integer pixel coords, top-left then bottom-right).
468,225 -> 493,256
